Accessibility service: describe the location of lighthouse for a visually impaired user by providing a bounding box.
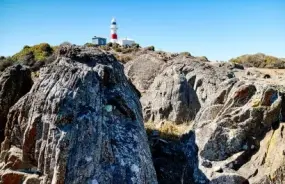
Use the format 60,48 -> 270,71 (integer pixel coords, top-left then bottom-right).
110,18 -> 118,43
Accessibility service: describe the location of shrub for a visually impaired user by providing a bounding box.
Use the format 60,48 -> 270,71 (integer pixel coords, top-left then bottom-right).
0,57 -> 15,71
121,48 -> 134,54
100,45 -> 110,51
13,43 -> 54,62
112,54 -> 133,63
10,43 -> 58,71
144,121 -> 193,141
107,42 -> 113,47
84,43 -> 96,47
131,43 -> 140,48
119,55 -> 132,63
23,45 -> 30,49
180,52 -> 191,57
0,56 -> 5,61
114,47 -> 122,52
230,53 -> 284,68
200,56 -> 208,62
112,43 -> 120,49
146,46 -> 155,51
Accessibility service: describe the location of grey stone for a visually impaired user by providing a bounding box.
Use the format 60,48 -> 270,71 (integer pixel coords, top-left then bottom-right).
140,57 -> 233,124
0,64 -> 33,143
0,45 -> 157,184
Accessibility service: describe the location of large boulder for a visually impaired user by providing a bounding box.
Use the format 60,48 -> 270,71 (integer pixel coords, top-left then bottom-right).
141,57 -> 234,124
0,65 -> 33,143
141,62 -> 200,124
0,45 -> 157,184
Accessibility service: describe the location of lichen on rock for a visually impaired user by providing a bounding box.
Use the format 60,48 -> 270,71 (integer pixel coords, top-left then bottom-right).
0,45 -> 157,184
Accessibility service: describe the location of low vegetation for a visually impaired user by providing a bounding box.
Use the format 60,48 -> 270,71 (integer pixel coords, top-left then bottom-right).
13,43 -> 54,62
100,42 -> 141,53
180,52 -> 191,57
144,121 -> 193,141
100,42 -> 154,63
0,43 -> 57,72
230,53 -> 285,69
0,56 -> 15,71
84,42 -> 97,47
145,46 -> 155,51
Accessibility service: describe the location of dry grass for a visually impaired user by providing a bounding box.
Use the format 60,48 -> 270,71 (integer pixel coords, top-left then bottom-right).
144,121 -> 193,140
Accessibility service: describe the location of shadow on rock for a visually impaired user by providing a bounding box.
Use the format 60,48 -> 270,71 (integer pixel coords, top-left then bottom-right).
148,129 -> 209,184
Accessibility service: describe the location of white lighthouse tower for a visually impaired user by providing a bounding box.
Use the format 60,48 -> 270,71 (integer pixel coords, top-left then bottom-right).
110,18 -> 118,43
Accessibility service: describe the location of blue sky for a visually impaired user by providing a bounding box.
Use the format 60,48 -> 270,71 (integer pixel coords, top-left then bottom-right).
0,0 -> 284,61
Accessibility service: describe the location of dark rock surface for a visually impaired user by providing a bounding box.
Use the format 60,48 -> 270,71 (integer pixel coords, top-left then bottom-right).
0,45 -> 157,184
0,65 -> 33,143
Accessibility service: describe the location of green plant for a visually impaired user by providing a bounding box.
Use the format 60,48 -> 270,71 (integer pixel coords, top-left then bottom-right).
180,52 -> 191,57
131,43 -> 140,48
84,43 -> 96,47
144,121 -> 193,141
0,57 -> 15,71
112,43 -> 120,49
122,48 -> 135,54
114,47 -> 122,52
23,45 -> 30,50
13,43 -> 54,62
229,53 -> 284,68
107,42 -> 113,47
119,55 -> 132,63
146,46 -> 155,51
200,56 -> 208,61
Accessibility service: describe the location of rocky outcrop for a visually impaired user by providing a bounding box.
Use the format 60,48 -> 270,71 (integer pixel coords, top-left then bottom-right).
2,45 -> 285,184
0,65 -> 33,143
184,78 -> 285,183
141,61 -> 200,124
0,45 -> 157,184
140,57 -> 235,124
124,51 -> 285,183
124,54 -> 167,93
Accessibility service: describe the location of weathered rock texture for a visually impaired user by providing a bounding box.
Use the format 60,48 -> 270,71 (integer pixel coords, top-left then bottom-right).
139,57 -> 235,124
2,45 -> 285,184
0,65 -> 33,143
124,54 -> 167,93
185,78 -> 285,183
124,51 -> 285,184
0,45 -> 157,184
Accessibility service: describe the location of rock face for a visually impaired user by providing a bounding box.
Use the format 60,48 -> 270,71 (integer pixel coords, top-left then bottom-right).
124,54 -> 167,92
1,45 -> 285,184
124,51 -> 285,184
0,65 -> 33,143
0,45 -> 157,184
141,60 -> 200,124
139,57 -> 235,124
184,78 -> 285,183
